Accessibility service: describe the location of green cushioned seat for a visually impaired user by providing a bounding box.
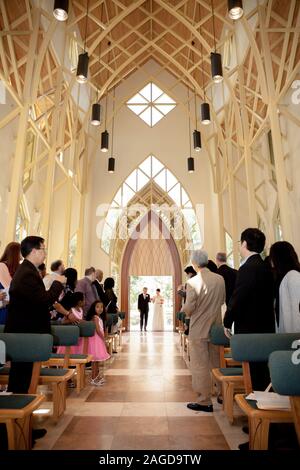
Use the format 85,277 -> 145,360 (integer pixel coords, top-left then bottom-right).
0,333 -> 53,362
176,312 -> 181,320
51,353 -> 88,360
106,314 -> 118,326
78,321 -> 95,338
0,395 -> 37,409
184,318 -> 190,327
224,352 -> 232,358
118,312 -> 126,320
219,367 -> 243,376
230,333 -> 300,362
210,325 -> 230,347
51,325 -> 79,346
269,350 -> 300,396
40,368 -> 70,377
0,367 -> 10,375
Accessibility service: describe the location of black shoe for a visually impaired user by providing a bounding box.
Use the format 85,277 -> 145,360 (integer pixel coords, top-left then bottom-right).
238,441 -> 249,451
144,329 -> 147,332
242,425 -> 249,434
217,396 -> 223,405
32,428 -> 47,440
187,403 -> 213,412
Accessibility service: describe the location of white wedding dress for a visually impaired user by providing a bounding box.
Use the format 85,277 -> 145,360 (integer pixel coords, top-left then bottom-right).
152,295 -> 164,331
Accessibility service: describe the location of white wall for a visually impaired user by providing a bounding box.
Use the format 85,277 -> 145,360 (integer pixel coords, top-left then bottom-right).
86,60 -> 220,275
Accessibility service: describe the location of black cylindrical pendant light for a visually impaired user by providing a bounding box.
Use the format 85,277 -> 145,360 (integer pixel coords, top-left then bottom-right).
76,52 -> 89,83
211,52 -> 223,83
101,130 -> 109,152
108,157 -> 115,173
193,130 -> 201,152
91,103 -> 101,126
53,0 -> 69,21
228,0 -> 243,20
201,102 -> 211,125
187,157 -> 195,173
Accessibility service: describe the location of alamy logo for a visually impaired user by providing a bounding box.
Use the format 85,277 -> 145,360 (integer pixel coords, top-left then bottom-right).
291,80 -> 300,105
291,339 -> 300,365
0,339 -> 5,366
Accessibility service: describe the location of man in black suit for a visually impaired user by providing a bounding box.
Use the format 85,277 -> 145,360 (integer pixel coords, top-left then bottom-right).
93,269 -> 107,305
223,228 -> 275,391
5,236 -> 66,393
216,252 -> 237,305
138,287 -> 151,332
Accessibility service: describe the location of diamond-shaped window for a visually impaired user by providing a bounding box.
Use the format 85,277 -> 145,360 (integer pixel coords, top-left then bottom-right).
127,83 -> 176,127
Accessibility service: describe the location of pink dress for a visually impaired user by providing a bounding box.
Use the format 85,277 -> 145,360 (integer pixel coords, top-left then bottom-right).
87,316 -> 110,361
57,313 -> 110,361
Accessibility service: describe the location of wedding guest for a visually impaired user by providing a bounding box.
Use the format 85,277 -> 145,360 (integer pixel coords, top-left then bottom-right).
216,252 -> 237,305
5,236 -> 65,393
93,269 -> 107,305
38,263 -> 47,279
183,250 -> 225,412
43,259 -> 65,290
75,267 -> 98,318
269,241 -> 300,333
0,242 -> 21,324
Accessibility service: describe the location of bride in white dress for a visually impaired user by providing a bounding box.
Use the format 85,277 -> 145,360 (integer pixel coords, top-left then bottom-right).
152,289 -> 164,331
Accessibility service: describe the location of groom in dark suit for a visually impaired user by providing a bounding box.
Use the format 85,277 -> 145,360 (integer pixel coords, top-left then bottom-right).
138,287 -> 150,332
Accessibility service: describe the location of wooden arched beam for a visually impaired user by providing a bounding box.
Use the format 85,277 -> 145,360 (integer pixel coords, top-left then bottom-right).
120,210 -> 182,331
86,0 -> 147,57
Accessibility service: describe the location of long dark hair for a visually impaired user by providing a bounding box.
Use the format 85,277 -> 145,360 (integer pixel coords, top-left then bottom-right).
269,241 -> 300,283
86,300 -> 107,323
63,268 -> 78,291
0,242 -> 21,277
104,277 -> 115,290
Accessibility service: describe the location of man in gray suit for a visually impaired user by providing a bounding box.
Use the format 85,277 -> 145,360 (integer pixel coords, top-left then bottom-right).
182,250 -> 225,412
75,267 -> 99,317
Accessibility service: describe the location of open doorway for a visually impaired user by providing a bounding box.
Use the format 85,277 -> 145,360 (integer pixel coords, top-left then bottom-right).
129,275 -> 173,331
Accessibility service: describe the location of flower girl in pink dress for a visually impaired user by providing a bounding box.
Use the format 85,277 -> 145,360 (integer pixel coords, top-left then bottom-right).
85,300 -> 110,385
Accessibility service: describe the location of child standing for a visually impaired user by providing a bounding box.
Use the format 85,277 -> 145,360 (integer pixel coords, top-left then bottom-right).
56,292 -> 84,356
85,301 -> 110,385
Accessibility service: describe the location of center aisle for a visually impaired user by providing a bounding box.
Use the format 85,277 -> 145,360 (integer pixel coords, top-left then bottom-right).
36,332 -> 245,450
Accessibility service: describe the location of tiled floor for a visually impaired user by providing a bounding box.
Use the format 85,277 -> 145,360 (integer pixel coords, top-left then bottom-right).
34,332 -> 246,450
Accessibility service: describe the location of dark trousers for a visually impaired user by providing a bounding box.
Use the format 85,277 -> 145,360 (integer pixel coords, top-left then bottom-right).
7,362 -> 33,393
249,361 -> 271,391
140,311 -> 148,330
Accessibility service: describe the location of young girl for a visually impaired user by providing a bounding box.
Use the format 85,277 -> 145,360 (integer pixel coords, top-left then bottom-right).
56,292 -> 84,355
85,301 -> 110,385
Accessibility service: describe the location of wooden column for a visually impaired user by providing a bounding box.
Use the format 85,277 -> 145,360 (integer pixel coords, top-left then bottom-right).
4,9 -> 40,245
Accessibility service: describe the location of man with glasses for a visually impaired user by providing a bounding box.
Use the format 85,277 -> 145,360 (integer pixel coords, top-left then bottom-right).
5,236 -> 66,392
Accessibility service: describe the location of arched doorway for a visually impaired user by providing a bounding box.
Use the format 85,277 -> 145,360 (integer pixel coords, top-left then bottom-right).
121,211 -> 182,331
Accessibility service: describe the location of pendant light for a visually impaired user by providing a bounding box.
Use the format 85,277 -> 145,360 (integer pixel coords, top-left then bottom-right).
210,0 -> 223,83
108,86 -> 116,173
91,28 -> 103,126
198,3 -> 211,125
228,0 -> 244,20
91,102 -> 101,126
53,0 -> 68,21
108,157 -> 115,173
191,42 -> 201,151
101,42 -> 111,152
76,0 -> 89,84
187,157 -> 195,173
187,86 -> 195,173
